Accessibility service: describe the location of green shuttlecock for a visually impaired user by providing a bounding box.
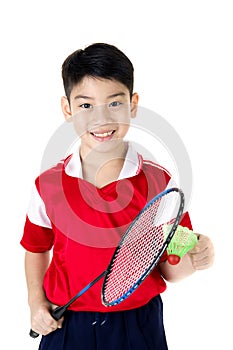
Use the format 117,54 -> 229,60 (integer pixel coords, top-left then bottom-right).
163,225 -> 198,265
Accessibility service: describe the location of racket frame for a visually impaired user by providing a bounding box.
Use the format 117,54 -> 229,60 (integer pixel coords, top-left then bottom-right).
102,187 -> 185,306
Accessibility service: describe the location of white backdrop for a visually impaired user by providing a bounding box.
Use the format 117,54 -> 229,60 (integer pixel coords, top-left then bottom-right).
1,1 -> 232,349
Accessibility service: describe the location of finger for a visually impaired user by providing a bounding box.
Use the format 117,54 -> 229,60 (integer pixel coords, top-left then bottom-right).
39,322 -> 59,336
37,313 -> 60,335
50,304 -> 64,329
31,321 -> 56,337
189,247 -> 208,259
192,256 -> 214,270
189,235 -> 210,254
50,304 -> 63,328
191,251 -> 214,270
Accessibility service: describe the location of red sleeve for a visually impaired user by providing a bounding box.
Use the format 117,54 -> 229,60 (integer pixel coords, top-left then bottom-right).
179,211 -> 193,230
20,216 -> 54,252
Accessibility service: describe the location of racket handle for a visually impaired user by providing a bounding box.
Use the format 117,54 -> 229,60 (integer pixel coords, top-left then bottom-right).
29,305 -> 66,338
29,329 -> 39,338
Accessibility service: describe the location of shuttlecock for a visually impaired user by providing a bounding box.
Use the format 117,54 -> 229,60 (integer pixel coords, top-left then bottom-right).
163,225 -> 198,265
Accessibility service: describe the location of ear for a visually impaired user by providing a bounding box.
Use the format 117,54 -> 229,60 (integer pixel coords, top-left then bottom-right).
61,96 -> 72,121
130,93 -> 139,118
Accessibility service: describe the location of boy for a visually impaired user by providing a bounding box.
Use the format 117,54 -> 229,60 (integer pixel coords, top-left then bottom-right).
21,43 -> 214,350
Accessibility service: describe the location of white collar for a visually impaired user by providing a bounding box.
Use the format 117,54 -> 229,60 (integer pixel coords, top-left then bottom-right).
65,142 -> 142,180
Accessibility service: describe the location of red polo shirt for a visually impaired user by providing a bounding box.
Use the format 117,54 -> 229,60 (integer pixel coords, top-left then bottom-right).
21,144 -> 192,312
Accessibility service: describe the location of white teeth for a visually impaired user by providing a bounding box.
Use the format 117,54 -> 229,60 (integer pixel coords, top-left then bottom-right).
92,131 -> 114,137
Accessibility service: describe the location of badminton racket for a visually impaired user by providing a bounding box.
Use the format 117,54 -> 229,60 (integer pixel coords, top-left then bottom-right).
30,187 -> 184,337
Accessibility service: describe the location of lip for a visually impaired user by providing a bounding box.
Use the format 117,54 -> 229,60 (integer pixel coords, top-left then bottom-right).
90,130 -> 116,142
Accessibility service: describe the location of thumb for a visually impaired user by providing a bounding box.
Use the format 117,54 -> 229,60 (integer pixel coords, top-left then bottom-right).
189,233 -> 207,254
57,316 -> 64,329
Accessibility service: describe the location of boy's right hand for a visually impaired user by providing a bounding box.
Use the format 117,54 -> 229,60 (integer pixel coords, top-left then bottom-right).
30,301 -> 64,336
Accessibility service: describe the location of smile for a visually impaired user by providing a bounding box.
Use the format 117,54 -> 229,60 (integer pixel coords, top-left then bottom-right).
91,130 -> 115,138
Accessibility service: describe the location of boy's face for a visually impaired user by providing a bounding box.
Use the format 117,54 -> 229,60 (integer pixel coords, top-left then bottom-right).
62,76 -> 138,158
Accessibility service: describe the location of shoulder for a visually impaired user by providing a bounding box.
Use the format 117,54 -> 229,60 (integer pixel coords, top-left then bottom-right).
35,155 -> 72,192
132,157 -> 172,197
142,158 -> 171,179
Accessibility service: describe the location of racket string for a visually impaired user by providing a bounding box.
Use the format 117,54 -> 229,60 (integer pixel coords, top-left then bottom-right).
104,194 -> 177,303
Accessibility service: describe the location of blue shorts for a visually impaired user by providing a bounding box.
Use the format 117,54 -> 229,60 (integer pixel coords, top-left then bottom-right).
39,295 -> 168,350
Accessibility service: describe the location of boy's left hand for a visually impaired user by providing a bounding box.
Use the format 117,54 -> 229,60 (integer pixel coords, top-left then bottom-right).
188,234 -> 214,270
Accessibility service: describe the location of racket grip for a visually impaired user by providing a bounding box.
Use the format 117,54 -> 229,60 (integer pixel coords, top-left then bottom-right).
29,329 -> 39,338
29,305 -> 66,338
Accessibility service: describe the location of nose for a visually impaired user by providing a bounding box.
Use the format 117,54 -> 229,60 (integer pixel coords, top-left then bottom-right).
92,104 -> 113,124
88,104 -> 116,131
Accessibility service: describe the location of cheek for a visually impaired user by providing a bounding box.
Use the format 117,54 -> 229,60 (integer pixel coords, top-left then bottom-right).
116,110 -> 131,135
119,124 -> 130,137
112,104 -> 131,121
72,112 -> 90,136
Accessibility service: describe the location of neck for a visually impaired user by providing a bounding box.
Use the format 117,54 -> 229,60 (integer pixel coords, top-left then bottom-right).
80,141 -> 127,188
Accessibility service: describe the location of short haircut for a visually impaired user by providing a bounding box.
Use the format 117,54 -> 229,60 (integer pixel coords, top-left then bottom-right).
62,43 -> 134,102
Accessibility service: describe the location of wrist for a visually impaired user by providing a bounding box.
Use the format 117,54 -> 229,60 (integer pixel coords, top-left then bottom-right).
28,289 -> 48,308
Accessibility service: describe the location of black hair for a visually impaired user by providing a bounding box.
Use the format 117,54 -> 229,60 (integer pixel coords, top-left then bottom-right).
62,43 -> 134,102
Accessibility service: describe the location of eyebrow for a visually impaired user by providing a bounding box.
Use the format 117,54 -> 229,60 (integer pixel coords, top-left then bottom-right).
74,92 -> 126,100
74,95 -> 94,100
107,92 -> 126,99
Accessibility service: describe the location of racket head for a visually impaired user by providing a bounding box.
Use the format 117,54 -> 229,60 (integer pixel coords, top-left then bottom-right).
102,187 -> 185,306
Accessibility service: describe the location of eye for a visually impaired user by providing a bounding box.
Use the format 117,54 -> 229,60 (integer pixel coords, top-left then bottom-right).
80,103 -> 93,109
109,101 -> 122,108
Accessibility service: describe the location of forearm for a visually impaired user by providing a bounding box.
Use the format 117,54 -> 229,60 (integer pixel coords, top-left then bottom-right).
25,251 -> 50,306
25,251 -> 63,335
159,253 -> 196,283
